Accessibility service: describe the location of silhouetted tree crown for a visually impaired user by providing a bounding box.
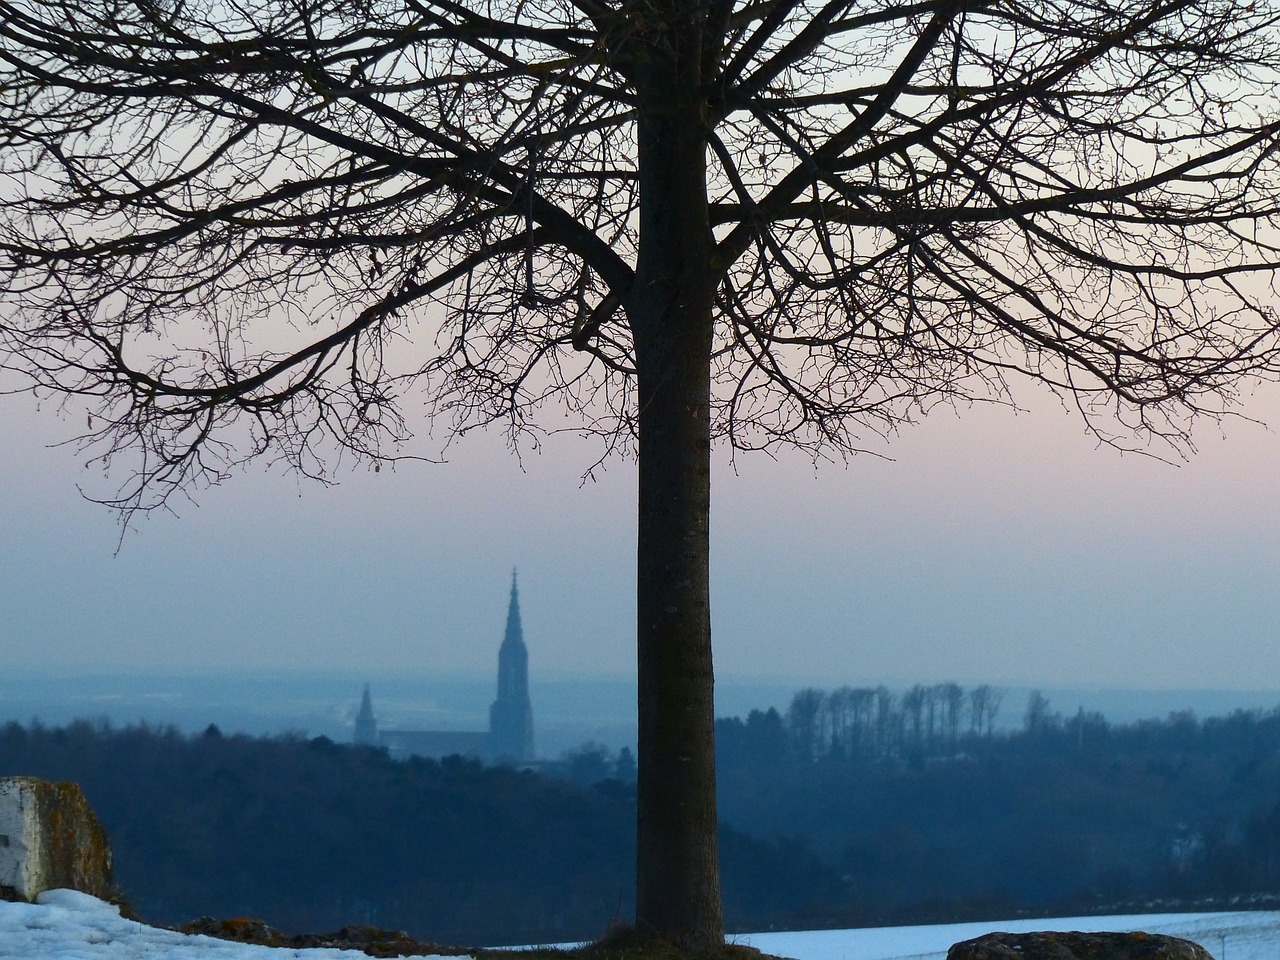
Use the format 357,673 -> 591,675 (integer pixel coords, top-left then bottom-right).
6,0 -> 1280,946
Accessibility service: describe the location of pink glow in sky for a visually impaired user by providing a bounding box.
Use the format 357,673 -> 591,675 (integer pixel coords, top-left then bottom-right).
2,378 -> 1279,691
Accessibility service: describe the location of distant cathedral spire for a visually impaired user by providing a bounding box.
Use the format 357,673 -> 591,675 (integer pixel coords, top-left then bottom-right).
489,569 -> 535,761
353,683 -> 378,746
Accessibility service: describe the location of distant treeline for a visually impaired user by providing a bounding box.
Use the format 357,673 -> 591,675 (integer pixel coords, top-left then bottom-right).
719,683 -> 1007,770
716,687 -> 1280,922
5,688 -> 1280,944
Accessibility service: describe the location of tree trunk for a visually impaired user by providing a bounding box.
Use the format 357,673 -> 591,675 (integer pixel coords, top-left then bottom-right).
629,31 -> 723,950
633,330 -> 720,952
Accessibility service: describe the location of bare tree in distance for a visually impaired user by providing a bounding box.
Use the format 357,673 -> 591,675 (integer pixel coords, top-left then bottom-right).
970,684 -> 1004,738
5,0 -> 1280,947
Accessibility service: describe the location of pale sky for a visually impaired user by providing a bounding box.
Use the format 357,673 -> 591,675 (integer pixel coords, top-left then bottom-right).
3,375 -> 1280,693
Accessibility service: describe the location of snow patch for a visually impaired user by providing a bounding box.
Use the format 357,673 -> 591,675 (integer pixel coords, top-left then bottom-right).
36,888 -> 122,914
3,893 -> 1278,960
742,910 -> 1280,960
0,890 -> 460,959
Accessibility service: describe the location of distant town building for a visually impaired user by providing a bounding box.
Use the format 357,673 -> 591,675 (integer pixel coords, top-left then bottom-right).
354,571 -> 535,764
489,573 -> 535,762
353,685 -> 378,747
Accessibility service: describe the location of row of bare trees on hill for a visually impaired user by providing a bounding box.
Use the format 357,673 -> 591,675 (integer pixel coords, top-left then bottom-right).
785,683 -> 1006,762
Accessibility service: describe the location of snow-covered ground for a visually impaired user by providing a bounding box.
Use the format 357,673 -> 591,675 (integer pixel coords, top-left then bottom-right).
3,889 -> 1277,960
0,890 -> 455,959
742,909 -> 1280,960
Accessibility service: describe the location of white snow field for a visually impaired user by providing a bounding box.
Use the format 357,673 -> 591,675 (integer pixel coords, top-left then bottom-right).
742,909 -> 1280,960
2,889 -> 1278,960
0,890 -> 448,959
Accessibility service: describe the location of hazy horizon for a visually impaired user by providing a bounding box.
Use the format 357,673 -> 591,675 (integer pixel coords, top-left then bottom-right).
3,666 -> 1279,757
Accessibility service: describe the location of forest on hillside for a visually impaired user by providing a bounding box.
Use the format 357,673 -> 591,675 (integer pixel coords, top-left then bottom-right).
715,685 -> 1280,921
0,720 -> 829,943
4,687 -> 1280,943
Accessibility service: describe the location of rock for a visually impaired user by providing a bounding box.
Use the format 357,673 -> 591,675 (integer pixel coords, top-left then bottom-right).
175,916 -> 477,957
177,916 -> 288,947
0,777 -> 113,902
289,924 -> 439,957
948,931 -> 1216,960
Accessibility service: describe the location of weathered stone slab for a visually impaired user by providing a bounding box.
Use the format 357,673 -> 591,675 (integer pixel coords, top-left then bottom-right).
0,777 -> 112,902
948,932 -> 1215,960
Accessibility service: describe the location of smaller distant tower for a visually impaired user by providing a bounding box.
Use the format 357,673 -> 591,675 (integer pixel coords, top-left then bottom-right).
353,684 -> 378,746
489,570 -> 535,762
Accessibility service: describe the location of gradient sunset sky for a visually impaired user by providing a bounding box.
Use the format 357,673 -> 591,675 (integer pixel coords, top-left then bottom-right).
4,376 -> 1279,692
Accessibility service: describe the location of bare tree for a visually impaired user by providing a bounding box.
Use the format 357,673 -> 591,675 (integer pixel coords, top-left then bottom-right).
6,0 -> 1280,947
979,684 -> 1006,738
1024,689 -> 1058,736
970,683 -> 997,737
875,685 -> 899,759
826,685 -> 855,757
787,687 -> 827,761
902,683 -> 927,753
940,681 -> 964,752
849,686 -> 876,759
923,682 -> 940,750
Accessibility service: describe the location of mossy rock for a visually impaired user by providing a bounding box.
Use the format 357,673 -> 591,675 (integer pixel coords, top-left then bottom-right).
177,915 -> 289,947
0,777 -> 113,903
948,931 -> 1215,960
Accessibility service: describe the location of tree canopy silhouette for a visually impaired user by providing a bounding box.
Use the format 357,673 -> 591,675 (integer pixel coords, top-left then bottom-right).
5,0 -> 1280,947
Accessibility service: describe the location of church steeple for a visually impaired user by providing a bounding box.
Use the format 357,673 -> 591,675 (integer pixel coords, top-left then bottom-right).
353,683 -> 378,746
489,570 -> 534,762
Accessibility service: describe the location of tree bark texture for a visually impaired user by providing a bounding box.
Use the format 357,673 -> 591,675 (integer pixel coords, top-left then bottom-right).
630,26 -> 723,950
